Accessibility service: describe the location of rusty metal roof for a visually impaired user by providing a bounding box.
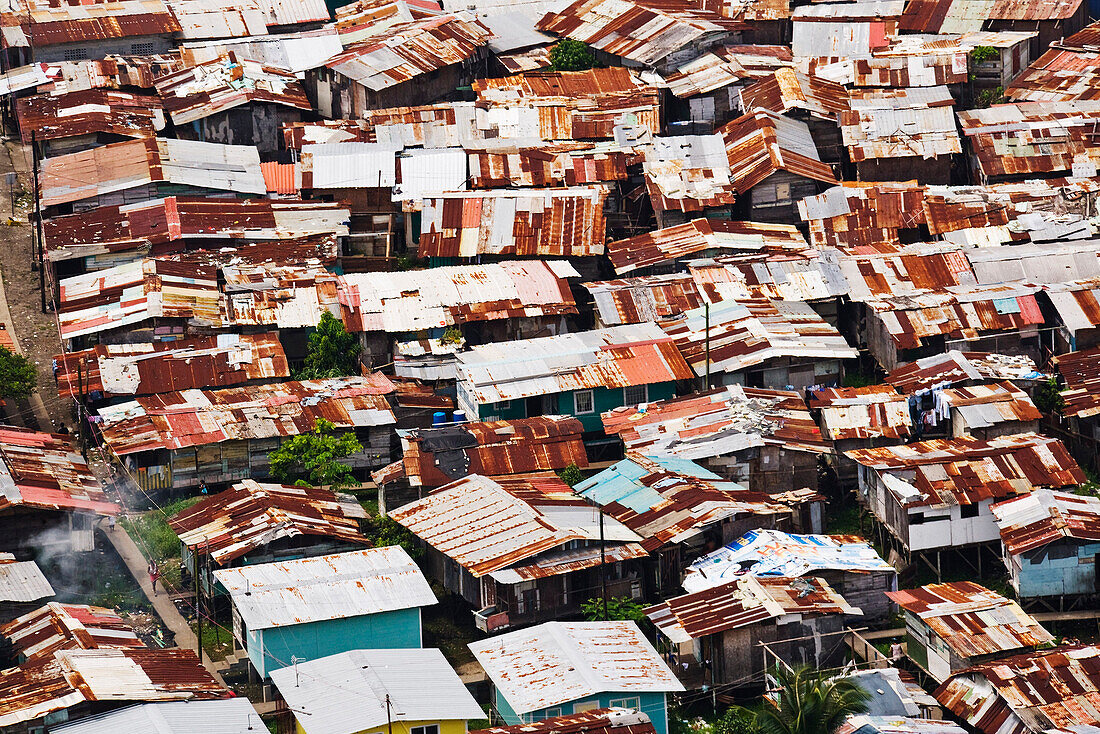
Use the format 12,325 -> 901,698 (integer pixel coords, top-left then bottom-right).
604,384 -> 831,459
469,144 -> 640,189
213,547 -> 436,629
845,433 -> 1085,508
804,48 -> 969,88
739,68 -> 850,118
393,415 -> 588,489
0,427 -> 118,517
1006,44 -> 1100,102
469,621 -> 683,714
939,380 -> 1041,428
992,488 -> 1100,556
836,243 -> 975,302
958,102 -> 1100,178
15,89 -> 164,143
36,54 -> 183,94
809,385 -> 911,440
888,350 -> 1044,395
1,603 -> 141,662
97,375 -> 396,456
1,0 -> 181,49
902,0 -> 1083,35
935,644 -> 1100,734
663,45 -> 792,97
889,581 -> 1053,659
472,708 -> 656,734
390,474 -> 645,578
220,260 -> 341,329
1056,346 -> 1100,417
643,133 -> 738,214
585,274 -> 705,325
537,0 -> 742,67
417,187 -> 606,258
719,109 -> 837,192
646,576 -> 859,643
841,86 -> 961,162
0,556 -> 53,604
799,182 -> 926,249
168,479 -> 368,564
575,453 -> 790,552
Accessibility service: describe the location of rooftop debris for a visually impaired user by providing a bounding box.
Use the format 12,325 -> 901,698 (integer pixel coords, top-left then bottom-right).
887,351 -> 1045,395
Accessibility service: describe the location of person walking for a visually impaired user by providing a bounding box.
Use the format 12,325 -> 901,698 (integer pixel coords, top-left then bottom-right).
148,560 -> 160,597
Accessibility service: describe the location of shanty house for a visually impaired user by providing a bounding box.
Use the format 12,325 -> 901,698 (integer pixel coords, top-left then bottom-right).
846,433 -> 1085,567
455,324 -> 693,434
886,351 -> 1045,397
15,89 -> 165,158
888,581 -> 1053,683
391,474 -> 648,630
270,648 -> 485,734
938,381 -> 1041,439
682,529 -> 896,621
808,385 -> 911,487
935,644 -> 1100,734
214,547 -> 435,680
647,576 -> 861,687
0,556 -> 53,623
470,621 -> 684,734
738,69 -> 850,164
991,489 -> 1100,602
899,0 -> 1089,54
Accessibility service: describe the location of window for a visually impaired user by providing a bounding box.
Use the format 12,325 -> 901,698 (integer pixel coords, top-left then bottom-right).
574,389 -> 594,414
609,697 -> 641,711
573,701 -> 601,714
960,503 -> 980,519
623,384 -> 648,407
62,48 -> 88,61
543,709 -> 562,718
411,726 -> 439,734
130,41 -> 155,54
496,400 -> 511,410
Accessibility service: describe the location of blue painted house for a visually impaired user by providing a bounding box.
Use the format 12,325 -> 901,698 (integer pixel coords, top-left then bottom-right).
213,546 -> 436,679
469,621 -> 684,734
454,324 -> 693,433
992,489 -> 1100,600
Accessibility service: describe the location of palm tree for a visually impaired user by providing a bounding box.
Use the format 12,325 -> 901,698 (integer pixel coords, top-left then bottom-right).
754,666 -> 872,734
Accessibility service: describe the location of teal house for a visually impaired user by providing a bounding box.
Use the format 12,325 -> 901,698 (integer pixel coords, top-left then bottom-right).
455,324 -> 693,433
213,546 -> 436,679
470,621 -> 685,734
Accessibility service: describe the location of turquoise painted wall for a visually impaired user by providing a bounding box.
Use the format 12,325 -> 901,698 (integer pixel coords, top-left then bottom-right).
493,689 -> 669,734
1017,541 -> 1100,599
475,382 -> 678,433
250,607 -> 422,678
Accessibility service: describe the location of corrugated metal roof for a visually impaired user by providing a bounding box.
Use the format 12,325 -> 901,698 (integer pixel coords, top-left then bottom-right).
270,649 -> 484,734
0,427 -> 118,517
664,46 -> 792,98
719,109 -> 837,193
888,350 -> 1044,395
939,381 -> 1041,428
809,385 -> 911,440
470,621 -> 684,714
1057,346 -> 1100,417
16,89 -> 164,143
166,0 -> 267,39
0,557 -> 53,603
213,547 -> 436,630
799,182 -> 926,249
958,102 -> 1100,179
739,68 -> 850,118
837,716 -> 967,734
51,699 -> 261,734
1,0 -> 181,49
300,142 -> 399,189
396,148 -> 467,200
180,28 -> 344,74
0,603 -> 140,661
472,708 -> 655,734
991,488 -> 1100,555
840,86 -> 961,162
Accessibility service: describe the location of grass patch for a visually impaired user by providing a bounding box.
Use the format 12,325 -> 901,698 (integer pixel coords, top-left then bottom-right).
828,503 -> 868,537
191,621 -> 233,662
119,496 -> 203,561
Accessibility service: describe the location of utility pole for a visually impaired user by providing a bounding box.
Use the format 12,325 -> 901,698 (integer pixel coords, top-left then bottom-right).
194,544 -> 203,665
30,131 -> 45,313
599,507 -> 607,621
386,694 -> 393,734
704,301 -> 711,390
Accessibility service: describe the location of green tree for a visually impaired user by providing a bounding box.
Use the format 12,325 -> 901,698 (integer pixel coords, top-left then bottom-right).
549,39 -> 596,71
364,515 -> 423,559
753,667 -> 871,734
581,595 -> 646,622
0,347 -> 36,399
715,708 -> 759,734
557,463 -> 585,487
296,311 -> 361,379
269,419 -> 362,489
1034,376 -> 1065,415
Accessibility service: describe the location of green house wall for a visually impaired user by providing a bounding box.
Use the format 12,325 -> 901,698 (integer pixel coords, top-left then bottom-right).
475,382 -> 678,433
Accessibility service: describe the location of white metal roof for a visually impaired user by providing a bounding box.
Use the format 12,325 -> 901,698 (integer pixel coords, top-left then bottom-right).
0,557 -> 54,602
51,699 -> 261,734
212,547 -> 436,630
469,621 -> 684,715
270,648 -> 485,734
303,142 -> 401,188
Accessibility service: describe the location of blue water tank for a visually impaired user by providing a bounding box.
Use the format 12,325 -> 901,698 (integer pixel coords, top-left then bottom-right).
452,410 -> 467,423
432,411 -> 447,425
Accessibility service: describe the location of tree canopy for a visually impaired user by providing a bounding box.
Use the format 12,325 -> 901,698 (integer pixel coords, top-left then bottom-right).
549,39 -> 596,71
753,667 -> 871,734
268,419 -> 362,489
0,347 -> 35,400
581,595 -> 646,622
296,311 -> 361,379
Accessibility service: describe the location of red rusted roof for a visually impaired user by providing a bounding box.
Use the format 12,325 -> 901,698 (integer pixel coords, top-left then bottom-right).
15,89 -> 163,142
809,385 -> 911,440
0,603 -> 142,662
719,109 -> 837,193
0,428 -> 117,517
992,489 -> 1100,556
472,708 -> 657,734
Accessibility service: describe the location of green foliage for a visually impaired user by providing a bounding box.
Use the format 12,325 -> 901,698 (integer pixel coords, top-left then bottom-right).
1034,376 -> 1065,415
969,45 -> 999,64
715,708 -> 759,734
581,595 -> 646,622
269,419 -> 363,489
440,325 -> 463,345
753,667 -> 871,734
295,311 -> 361,379
974,86 -> 1004,108
841,372 -> 879,388
549,39 -> 596,71
364,515 -> 423,558
557,463 -> 585,487
0,347 -> 36,399
396,255 -> 427,271
118,496 -> 203,562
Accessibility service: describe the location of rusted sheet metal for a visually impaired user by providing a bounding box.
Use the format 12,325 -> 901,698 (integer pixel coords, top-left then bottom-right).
469,145 -> 640,189
469,621 -> 683,715
584,274 -> 705,326
43,197 -> 349,262
958,102 -> 1100,178
840,86 -> 961,162
889,581 -> 1053,659
689,250 -> 848,302
1056,346 -> 1100,417
55,333 -> 289,400
939,380 -> 1042,427
39,54 -> 183,95
646,576 -> 859,643
935,644 -> 1100,734
537,0 -> 743,67
497,46 -> 552,74
664,46 -> 793,98
703,0 -> 789,20
799,182 -> 926,249
607,218 -> 807,275
643,133 -> 738,214
97,375 -> 396,456
845,433 -> 1085,508
837,243 -> 976,301
0,427 -> 118,517
739,68 -> 850,118
325,14 -> 491,92
418,188 -> 606,258
888,350 -> 1044,395
155,53 -> 311,125
395,415 -> 588,489
168,479 -> 368,564
719,109 -> 837,193
390,377 -> 454,410
992,488 -> 1100,556
809,385 -> 912,440
221,260 -> 341,329
604,384 -> 831,460
923,178 -> 1100,237
390,474 -> 644,578
575,453 -> 790,552
659,298 -> 857,377
472,708 -> 656,734
0,603 -> 142,662
15,89 -> 164,143
1,0 -> 181,49
903,0 -> 1083,35
805,50 -> 968,87
338,261 -> 578,333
